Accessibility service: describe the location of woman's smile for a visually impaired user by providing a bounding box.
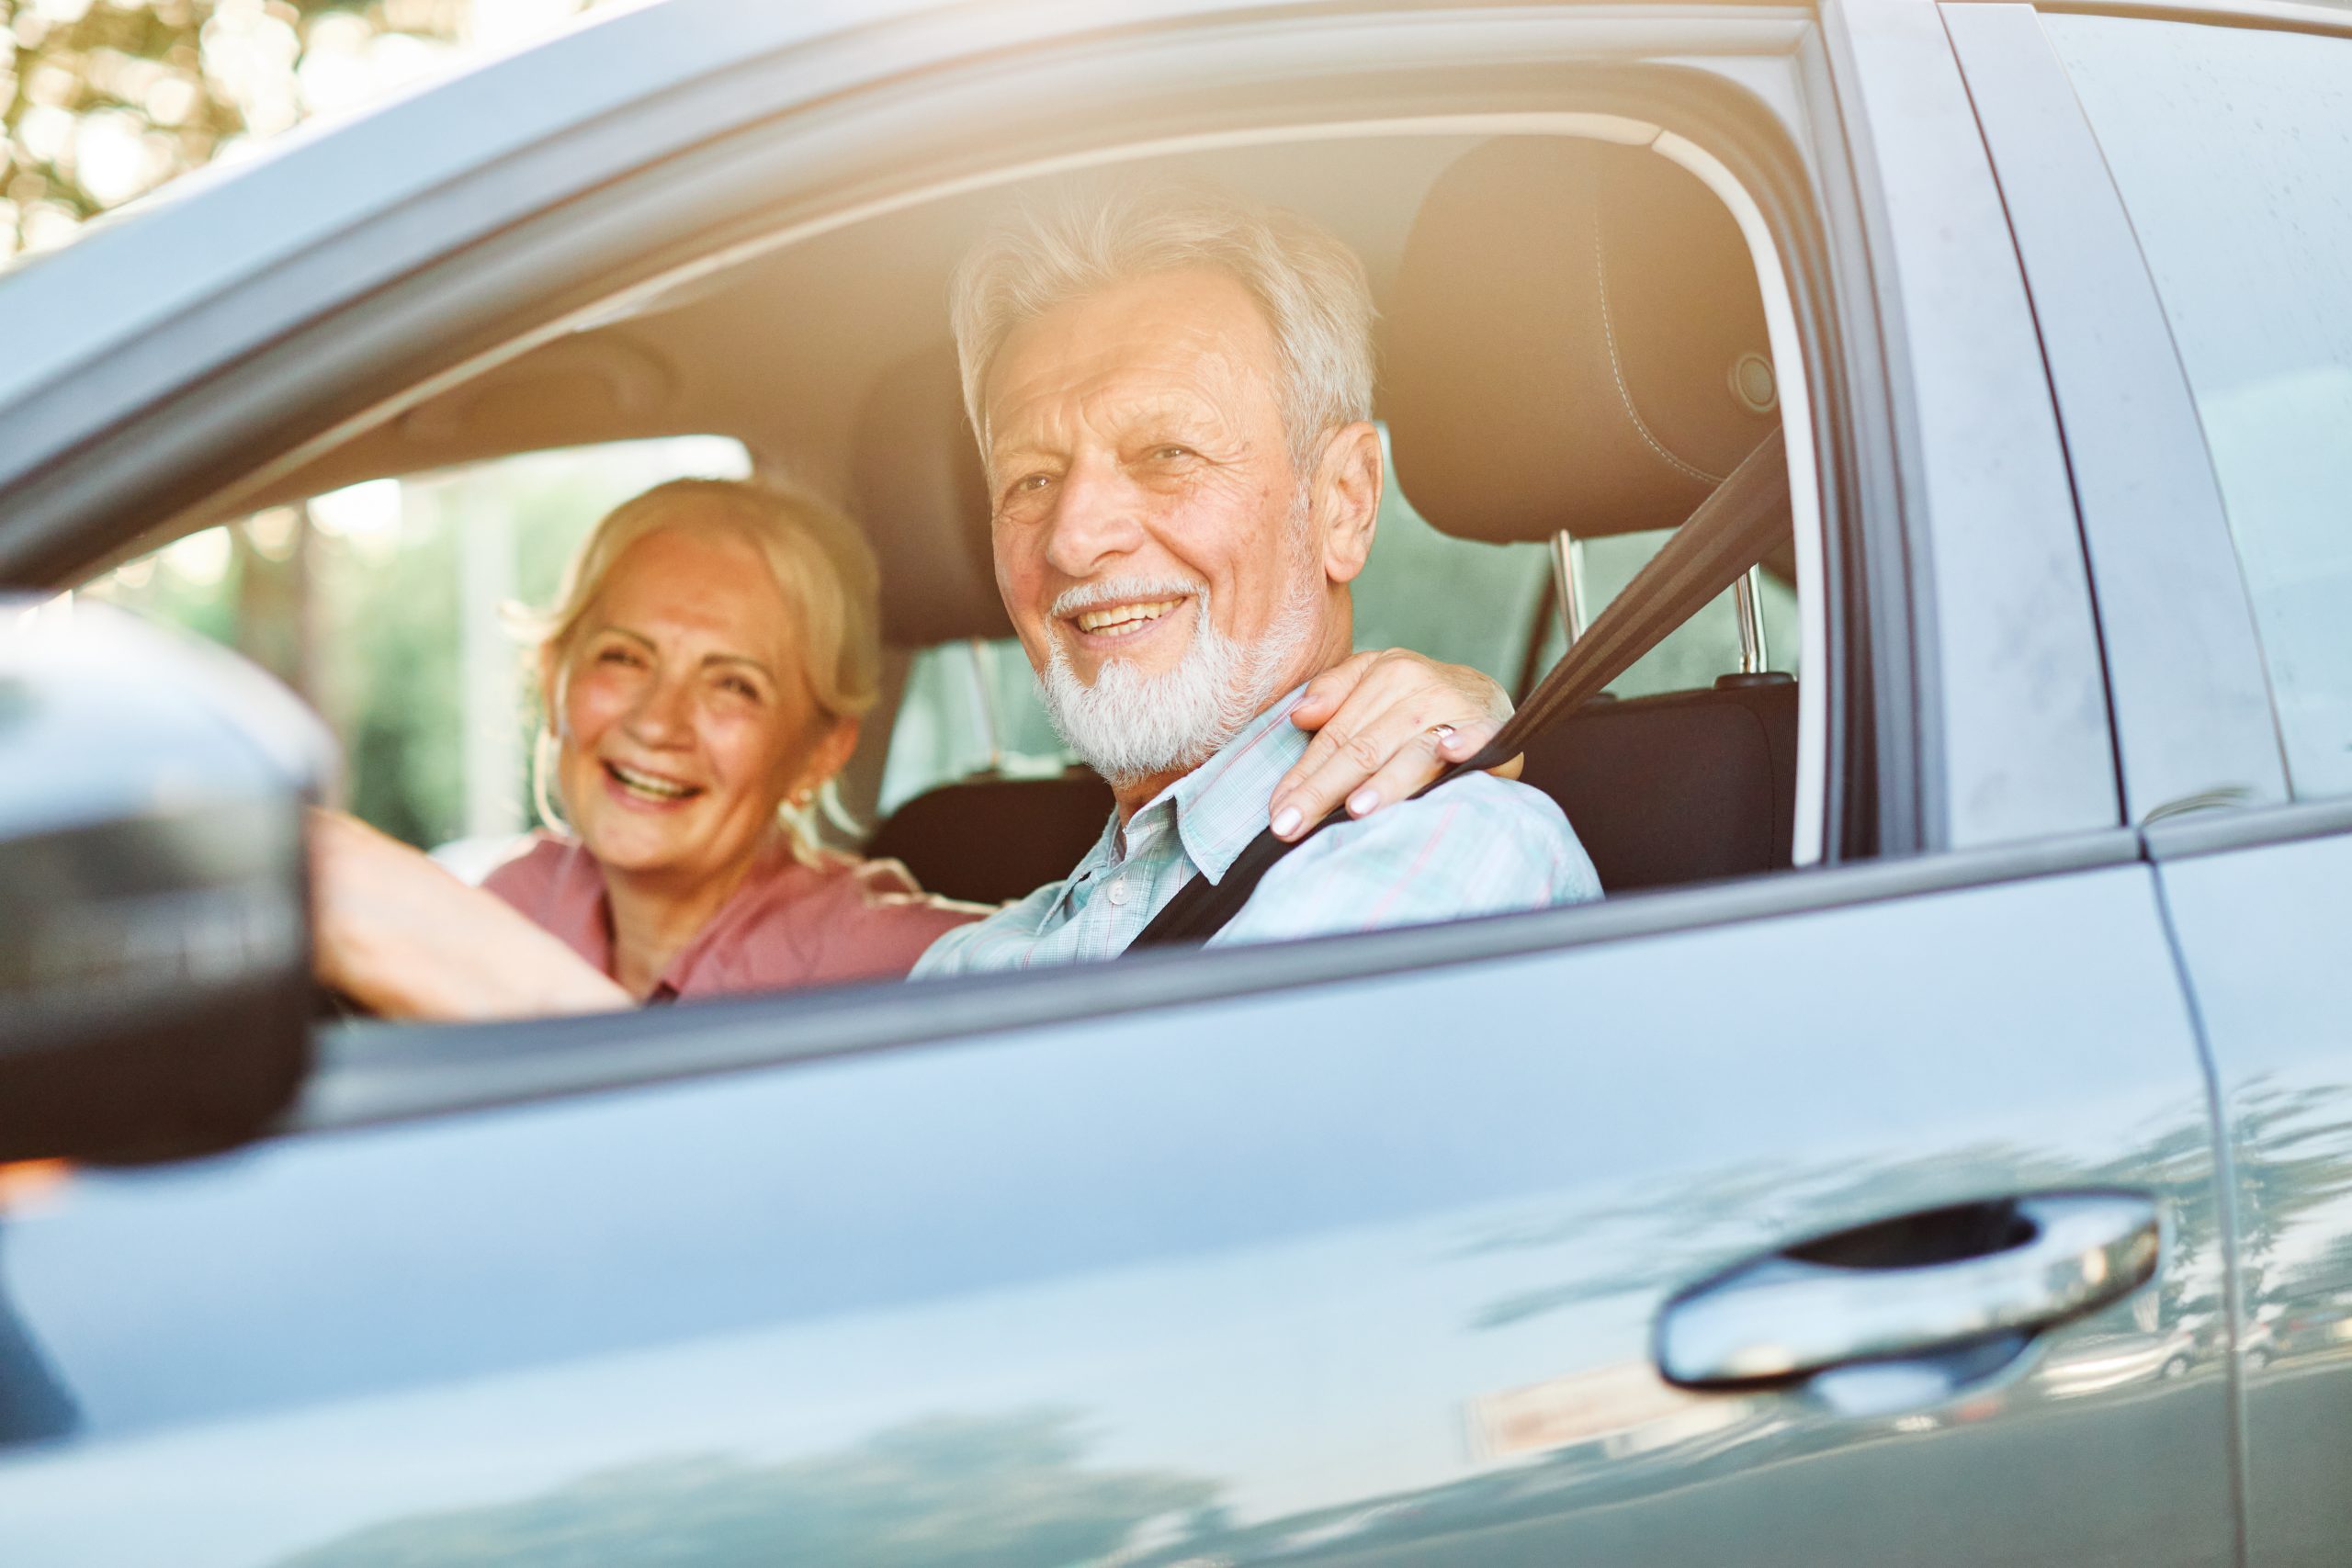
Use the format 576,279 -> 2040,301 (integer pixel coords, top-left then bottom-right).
554,524 -> 820,885
600,758 -> 705,808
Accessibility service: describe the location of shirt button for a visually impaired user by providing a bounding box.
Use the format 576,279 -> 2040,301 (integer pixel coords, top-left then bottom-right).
1107,876 -> 1131,907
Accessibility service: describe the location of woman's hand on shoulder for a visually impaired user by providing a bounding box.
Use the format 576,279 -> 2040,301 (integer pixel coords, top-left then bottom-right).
309,808 -> 630,1021
1269,650 -> 1522,841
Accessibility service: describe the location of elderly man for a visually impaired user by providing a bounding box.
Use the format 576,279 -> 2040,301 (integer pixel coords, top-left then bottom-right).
302,180 -> 1577,1020
914,182 -> 1599,976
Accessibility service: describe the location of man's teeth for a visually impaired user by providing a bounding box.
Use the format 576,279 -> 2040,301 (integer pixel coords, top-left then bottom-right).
1076,599 -> 1182,635
610,762 -> 694,800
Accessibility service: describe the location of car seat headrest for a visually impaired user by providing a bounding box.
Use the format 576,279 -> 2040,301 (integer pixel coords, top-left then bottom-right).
852,343 -> 1012,646
1383,137 -> 1780,542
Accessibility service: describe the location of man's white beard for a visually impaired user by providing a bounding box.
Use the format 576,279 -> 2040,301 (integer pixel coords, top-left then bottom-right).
1039,571 -> 1317,791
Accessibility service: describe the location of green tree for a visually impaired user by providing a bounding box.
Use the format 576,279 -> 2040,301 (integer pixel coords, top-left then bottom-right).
2,0 -> 480,260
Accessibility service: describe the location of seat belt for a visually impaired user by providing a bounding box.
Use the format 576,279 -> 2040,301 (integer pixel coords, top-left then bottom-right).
1130,428 -> 1791,950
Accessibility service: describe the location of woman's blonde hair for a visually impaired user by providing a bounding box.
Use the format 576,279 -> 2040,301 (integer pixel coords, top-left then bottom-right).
518,476 -> 882,852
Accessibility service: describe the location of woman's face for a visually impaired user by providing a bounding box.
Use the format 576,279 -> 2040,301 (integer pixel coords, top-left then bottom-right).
550,523 -> 842,892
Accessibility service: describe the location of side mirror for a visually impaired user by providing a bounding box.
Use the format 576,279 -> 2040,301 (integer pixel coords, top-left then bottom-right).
0,599 -> 333,1164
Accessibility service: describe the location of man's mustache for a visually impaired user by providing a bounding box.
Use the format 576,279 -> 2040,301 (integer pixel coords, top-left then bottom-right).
1048,576 -> 1208,620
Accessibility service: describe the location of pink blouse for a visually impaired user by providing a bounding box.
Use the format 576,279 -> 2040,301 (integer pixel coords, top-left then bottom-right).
482,835 -> 985,1001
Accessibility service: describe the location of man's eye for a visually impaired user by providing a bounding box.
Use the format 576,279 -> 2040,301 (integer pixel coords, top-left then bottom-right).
1013,473 -> 1053,493
1152,445 -> 1195,462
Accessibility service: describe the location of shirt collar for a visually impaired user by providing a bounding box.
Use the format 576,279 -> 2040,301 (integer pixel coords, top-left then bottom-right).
1040,805 -> 1128,924
1039,683 -> 1314,916
1135,684 -> 1315,884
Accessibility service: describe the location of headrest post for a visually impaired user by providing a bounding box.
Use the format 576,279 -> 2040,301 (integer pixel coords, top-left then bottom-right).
1549,531 -> 1589,648
1734,566 -> 1769,675
962,638 -> 1004,773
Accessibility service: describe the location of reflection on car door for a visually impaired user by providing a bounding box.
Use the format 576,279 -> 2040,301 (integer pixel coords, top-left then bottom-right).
0,861 -> 2228,1567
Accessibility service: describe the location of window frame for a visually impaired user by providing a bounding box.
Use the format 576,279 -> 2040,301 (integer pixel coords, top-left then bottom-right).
1,5 -> 1969,1135
1943,3 -> 2292,826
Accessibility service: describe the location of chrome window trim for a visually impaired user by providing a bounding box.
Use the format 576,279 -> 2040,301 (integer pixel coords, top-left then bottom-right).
2144,798 -> 2352,863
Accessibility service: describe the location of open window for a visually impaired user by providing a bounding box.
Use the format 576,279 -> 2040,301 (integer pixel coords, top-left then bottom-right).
40,82 -> 1845,1043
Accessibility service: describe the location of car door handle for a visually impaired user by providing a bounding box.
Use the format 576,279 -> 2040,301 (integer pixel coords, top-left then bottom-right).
1655,1191 -> 2160,1388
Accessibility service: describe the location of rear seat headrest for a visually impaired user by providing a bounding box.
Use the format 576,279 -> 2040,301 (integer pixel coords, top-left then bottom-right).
1383,137 -> 1780,542
852,343 -> 1012,646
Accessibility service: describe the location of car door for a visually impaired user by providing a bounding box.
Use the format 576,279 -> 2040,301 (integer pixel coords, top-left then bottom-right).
1951,7 -> 2352,1568
1,3 -> 2234,1565
0,864 -> 2229,1568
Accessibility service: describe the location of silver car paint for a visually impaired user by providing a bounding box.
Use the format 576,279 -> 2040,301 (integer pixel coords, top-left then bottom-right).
3,866 -> 2225,1566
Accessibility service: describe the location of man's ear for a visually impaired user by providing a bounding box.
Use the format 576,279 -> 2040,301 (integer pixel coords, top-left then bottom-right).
1312,421 -> 1384,585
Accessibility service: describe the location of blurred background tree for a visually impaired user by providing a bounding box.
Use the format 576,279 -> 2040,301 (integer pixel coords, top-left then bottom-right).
0,0 -> 503,258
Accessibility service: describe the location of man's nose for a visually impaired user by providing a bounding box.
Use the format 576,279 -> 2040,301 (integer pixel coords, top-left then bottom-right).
1040,459 -> 1149,581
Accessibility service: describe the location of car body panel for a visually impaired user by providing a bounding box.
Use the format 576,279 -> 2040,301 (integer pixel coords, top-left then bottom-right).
1817,0 -> 2118,851
3,864 -> 2226,1566
2153,833 -> 2352,1568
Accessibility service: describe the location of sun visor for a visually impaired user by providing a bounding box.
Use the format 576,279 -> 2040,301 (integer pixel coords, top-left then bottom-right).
852,343 -> 1012,647
1383,137 -> 1780,542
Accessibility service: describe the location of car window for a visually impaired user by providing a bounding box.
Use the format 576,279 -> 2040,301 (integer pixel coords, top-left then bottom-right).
877,427 -> 1800,814
75,436 -> 751,869
2045,15 -> 2352,798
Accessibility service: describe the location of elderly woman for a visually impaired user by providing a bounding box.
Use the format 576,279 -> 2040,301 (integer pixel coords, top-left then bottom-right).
313,477 -> 1513,1019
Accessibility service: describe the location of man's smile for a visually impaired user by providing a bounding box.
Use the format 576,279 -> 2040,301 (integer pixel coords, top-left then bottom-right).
1072,598 -> 1185,637
1050,581 -> 1206,661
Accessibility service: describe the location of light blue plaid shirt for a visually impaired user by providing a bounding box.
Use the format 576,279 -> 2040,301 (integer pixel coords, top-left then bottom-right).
912,685 -> 1600,976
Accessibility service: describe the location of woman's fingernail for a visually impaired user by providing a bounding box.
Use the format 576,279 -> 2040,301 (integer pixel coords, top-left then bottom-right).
1348,787 -> 1380,817
1272,805 -> 1303,838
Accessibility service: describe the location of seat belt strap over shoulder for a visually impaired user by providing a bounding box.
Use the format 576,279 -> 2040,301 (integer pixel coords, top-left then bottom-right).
1130,429 -> 1791,950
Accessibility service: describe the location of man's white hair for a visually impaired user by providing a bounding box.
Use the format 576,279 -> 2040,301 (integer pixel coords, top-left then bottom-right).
949,175 -> 1377,475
